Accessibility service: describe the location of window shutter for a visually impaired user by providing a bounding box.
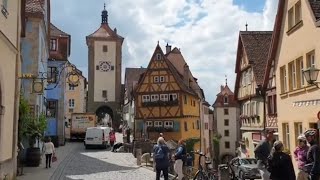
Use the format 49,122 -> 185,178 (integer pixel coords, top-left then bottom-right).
137,121 -> 144,131
173,121 -> 180,132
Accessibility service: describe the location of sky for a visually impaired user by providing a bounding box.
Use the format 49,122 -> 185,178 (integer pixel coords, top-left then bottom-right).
51,0 -> 278,105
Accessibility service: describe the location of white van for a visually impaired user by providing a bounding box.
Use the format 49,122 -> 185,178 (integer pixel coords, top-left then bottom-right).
84,127 -> 111,149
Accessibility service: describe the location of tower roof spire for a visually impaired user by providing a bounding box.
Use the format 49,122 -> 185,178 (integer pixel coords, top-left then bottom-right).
101,3 -> 108,24
225,75 -> 228,86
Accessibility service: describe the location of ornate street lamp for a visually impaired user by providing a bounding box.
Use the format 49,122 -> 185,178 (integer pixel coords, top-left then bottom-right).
303,66 -> 320,88
20,62 -> 82,93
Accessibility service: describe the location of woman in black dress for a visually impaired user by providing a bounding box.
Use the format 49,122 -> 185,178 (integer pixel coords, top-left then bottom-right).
267,141 -> 296,180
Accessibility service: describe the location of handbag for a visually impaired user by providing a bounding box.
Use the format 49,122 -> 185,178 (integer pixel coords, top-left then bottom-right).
52,154 -> 57,163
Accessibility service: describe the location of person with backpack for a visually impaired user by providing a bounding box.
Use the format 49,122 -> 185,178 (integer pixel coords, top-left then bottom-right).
153,137 -> 170,180
304,129 -> 320,180
254,129 -> 274,180
173,139 -> 187,180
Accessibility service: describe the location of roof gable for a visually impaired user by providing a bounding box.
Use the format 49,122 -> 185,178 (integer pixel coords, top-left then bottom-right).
50,23 -> 69,37
135,44 -> 196,95
166,47 -> 204,99
234,31 -> 273,97
213,85 -> 238,107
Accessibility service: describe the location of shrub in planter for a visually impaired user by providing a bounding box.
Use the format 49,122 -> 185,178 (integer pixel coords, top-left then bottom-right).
19,96 -> 47,167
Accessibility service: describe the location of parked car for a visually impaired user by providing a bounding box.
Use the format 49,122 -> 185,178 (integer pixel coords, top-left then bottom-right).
229,157 -> 261,180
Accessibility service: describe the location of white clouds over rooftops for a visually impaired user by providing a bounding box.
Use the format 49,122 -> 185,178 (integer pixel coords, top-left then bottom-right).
51,0 -> 278,105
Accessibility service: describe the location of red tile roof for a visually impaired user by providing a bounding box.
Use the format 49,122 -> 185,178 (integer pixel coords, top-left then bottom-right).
25,0 -> 44,15
238,31 -> 272,85
309,0 -> 320,21
234,31 -> 273,99
213,85 -> 238,107
50,23 -> 70,37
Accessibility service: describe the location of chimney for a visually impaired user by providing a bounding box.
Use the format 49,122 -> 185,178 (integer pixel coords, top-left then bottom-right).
184,64 -> 190,87
221,85 -> 224,92
166,43 -> 172,54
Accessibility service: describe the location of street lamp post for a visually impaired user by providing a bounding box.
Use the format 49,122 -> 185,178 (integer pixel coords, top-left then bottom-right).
303,66 -> 320,88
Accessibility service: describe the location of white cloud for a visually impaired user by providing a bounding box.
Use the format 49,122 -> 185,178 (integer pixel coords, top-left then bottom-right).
51,0 -> 278,104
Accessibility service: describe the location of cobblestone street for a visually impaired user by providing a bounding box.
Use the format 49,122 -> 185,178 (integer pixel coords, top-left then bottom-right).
18,134 -> 158,180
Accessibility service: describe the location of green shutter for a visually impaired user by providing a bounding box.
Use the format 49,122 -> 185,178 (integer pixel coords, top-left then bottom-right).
173,121 -> 180,132
137,121 -> 144,131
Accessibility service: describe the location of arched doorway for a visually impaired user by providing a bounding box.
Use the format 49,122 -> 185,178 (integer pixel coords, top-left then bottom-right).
95,106 -> 114,128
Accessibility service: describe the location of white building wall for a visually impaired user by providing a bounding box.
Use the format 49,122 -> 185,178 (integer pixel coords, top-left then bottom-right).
93,41 -> 116,102
216,107 -> 239,156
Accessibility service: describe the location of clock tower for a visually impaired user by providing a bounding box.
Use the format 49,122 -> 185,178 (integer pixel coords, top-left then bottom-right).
86,4 -> 124,127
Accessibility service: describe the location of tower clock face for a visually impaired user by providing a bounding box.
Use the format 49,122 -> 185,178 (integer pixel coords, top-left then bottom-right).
99,61 -> 111,72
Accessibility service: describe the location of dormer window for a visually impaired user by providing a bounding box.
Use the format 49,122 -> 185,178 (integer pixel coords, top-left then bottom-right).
50,39 -> 57,51
224,95 -> 228,104
156,53 -> 162,60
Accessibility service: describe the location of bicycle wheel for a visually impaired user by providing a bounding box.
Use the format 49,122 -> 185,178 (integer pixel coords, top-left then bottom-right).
193,171 -> 206,180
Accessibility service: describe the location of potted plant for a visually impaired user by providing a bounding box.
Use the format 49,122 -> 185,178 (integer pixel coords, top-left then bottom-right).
19,96 -> 47,167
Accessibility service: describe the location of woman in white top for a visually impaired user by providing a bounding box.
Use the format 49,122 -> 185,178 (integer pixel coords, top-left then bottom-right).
43,137 -> 55,168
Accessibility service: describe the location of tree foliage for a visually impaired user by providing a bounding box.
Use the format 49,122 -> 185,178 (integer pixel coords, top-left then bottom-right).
185,137 -> 200,153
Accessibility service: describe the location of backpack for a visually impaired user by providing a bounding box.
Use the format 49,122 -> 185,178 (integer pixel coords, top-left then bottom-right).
154,145 -> 165,160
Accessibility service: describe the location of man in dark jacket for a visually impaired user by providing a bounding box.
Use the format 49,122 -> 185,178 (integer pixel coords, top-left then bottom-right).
254,129 -> 274,180
153,137 -> 170,180
304,129 -> 320,180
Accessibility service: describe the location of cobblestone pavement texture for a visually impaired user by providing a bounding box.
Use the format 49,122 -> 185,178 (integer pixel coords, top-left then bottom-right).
17,133 -> 161,180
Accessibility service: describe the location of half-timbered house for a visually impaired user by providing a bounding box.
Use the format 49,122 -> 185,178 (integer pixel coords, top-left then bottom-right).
134,44 -> 201,142
234,31 -> 272,158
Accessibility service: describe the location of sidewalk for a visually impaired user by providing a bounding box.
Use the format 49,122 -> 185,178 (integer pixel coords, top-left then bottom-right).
17,143 -> 79,180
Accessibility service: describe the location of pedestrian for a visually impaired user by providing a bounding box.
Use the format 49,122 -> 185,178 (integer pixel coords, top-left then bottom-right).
173,139 -> 187,180
294,134 -> 309,180
267,141 -> 296,180
126,128 -> 131,143
254,129 -> 274,180
109,129 -> 116,148
153,137 -> 170,180
43,137 -> 55,168
304,129 -> 320,180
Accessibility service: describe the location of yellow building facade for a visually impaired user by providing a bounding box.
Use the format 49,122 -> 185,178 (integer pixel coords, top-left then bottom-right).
134,45 -> 201,144
65,65 -> 87,139
271,0 -> 320,171
0,0 -> 23,179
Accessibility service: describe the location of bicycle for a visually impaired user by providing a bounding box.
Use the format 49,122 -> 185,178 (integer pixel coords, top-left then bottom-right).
170,160 -> 195,180
192,151 -> 217,180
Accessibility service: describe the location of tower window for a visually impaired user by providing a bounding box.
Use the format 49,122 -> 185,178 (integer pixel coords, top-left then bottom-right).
224,109 -> 229,115
50,39 -> 57,51
156,53 -> 162,60
103,45 -> 108,52
224,95 -> 228,104
102,90 -> 107,98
